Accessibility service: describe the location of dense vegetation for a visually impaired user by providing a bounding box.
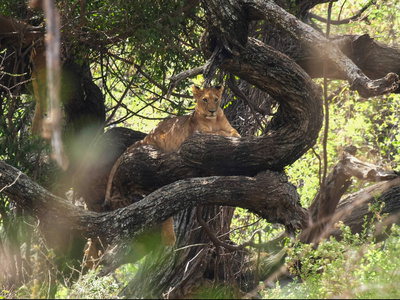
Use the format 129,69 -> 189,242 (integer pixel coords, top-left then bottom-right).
1,0 -> 400,298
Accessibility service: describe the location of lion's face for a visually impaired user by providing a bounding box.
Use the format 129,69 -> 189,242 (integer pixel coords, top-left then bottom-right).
192,85 -> 224,119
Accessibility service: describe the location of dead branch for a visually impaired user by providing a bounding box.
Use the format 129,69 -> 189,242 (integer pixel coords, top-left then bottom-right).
300,151 -> 400,243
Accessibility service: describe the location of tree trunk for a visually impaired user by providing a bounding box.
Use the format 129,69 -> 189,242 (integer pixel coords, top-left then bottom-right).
119,206 -> 239,299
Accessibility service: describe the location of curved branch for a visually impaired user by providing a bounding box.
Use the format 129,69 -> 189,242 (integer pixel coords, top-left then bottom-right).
113,35 -> 322,192
112,126 -> 322,195
0,160 -> 308,273
242,0 -> 399,97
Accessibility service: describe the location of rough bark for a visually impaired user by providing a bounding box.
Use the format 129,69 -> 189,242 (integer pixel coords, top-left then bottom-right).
106,0 -> 399,297
0,159 -> 308,268
329,178 -> 400,241
2,3 -> 400,97
2,148 -> 400,297
112,35 -> 324,194
301,34 -> 400,86
255,23 -> 400,93
109,2 -> 323,293
240,0 -> 399,98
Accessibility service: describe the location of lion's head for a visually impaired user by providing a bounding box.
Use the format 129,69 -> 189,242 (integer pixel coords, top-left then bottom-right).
192,85 -> 224,119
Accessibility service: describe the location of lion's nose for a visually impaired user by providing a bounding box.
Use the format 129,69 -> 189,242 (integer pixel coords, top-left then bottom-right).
209,110 -> 216,114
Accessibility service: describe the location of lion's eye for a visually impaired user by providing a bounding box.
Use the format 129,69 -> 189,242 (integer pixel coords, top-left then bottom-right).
203,98 -> 208,103
214,98 -> 219,103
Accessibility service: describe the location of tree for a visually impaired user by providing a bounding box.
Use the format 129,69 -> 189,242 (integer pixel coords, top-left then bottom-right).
1,0 -> 400,298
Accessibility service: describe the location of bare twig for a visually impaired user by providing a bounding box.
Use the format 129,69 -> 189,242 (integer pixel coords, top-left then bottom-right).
309,0 -> 376,25
322,1 -> 333,186
0,171 -> 22,193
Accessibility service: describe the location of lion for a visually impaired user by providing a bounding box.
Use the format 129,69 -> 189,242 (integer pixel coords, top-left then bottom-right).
104,84 -> 241,246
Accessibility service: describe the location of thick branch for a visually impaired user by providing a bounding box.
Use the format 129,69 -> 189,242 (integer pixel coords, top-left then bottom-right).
287,34 -> 400,94
0,160 -> 308,273
242,0 -> 399,97
118,29 -> 323,194
113,127 -> 323,195
331,35 -> 400,82
112,36 -> 323,213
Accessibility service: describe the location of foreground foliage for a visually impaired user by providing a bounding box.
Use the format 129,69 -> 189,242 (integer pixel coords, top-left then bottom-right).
264,224 -> 400,299
4,223 -> 397,299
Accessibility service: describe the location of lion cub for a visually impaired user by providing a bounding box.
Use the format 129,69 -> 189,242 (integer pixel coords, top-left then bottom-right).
105,84 -> 240,246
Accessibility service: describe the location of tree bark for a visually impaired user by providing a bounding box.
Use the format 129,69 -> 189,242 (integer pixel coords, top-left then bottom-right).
329,178 -> 400,241
0,158 -> 308,268
104,0 -> 399,297
301,34 -> 400,86
241,0 -> 399,97
2,148 -> 400,297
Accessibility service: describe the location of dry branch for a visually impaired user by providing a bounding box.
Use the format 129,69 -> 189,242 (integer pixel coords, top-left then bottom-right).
300,152 -> 400,243
330,178 -> 400,241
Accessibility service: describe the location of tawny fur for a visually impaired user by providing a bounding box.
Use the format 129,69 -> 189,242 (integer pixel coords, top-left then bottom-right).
105,85 -> 240,246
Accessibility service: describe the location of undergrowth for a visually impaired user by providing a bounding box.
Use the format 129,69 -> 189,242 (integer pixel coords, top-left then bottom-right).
262,222 -> 400,299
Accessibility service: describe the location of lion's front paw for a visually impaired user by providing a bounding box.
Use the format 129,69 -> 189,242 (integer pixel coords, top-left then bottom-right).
232,132 -> 241,138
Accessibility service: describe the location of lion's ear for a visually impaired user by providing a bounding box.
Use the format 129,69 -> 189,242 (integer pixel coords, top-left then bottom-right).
214,84 -> 224,96
192,84 -> 202,99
